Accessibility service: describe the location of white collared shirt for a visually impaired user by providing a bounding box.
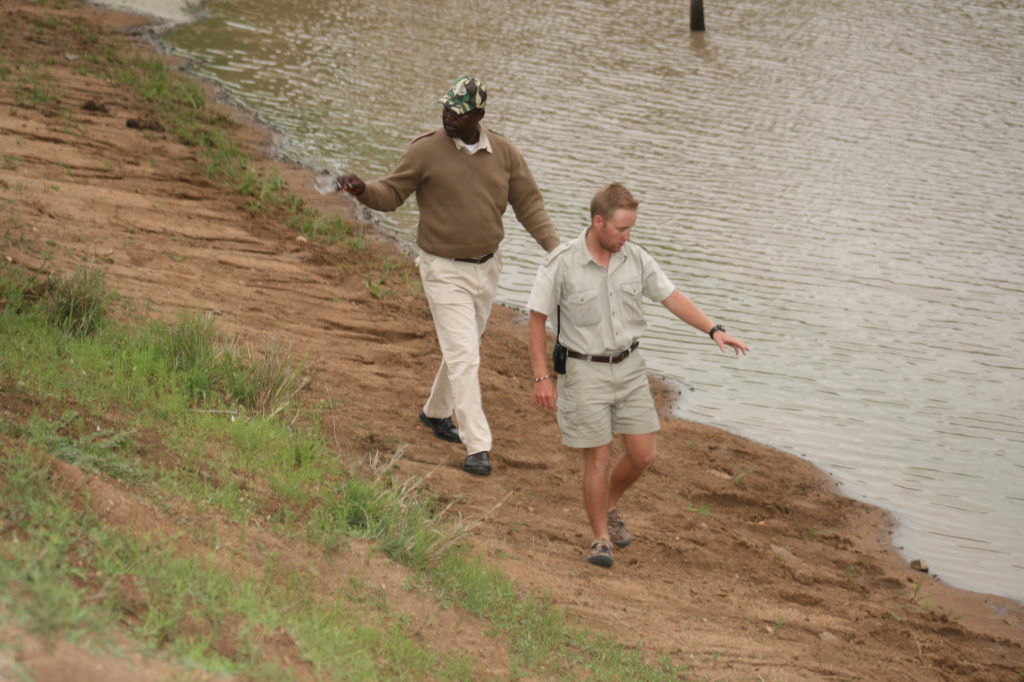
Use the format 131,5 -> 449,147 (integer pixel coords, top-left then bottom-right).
452,125 -> 493,155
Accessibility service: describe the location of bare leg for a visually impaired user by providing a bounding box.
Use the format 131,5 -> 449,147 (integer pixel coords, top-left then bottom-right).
608,432 -> 656,511
582,443 -> 613,541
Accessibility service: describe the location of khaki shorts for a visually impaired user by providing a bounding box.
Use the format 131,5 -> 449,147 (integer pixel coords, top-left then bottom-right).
556,350 -> 660,448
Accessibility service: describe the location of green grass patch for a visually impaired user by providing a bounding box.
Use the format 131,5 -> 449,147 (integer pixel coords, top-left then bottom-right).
0,441 -> 476,681
0,261 -> 692,679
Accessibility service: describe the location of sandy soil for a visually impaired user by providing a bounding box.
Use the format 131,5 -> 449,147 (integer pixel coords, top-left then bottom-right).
1,1 -> 1022,679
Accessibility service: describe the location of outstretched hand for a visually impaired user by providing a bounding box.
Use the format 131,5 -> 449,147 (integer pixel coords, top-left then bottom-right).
714,332 -> 750,356
336,173 -> 365,196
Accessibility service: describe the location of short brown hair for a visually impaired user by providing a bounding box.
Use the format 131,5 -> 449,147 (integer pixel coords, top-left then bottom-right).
590,183 -> 639,220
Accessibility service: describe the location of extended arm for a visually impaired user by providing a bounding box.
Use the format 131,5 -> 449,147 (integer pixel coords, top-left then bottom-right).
661,290 -> 750,355
528,311 -> 558,410
337,137 -> 427,211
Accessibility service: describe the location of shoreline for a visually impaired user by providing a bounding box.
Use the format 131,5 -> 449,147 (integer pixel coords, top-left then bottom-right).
3,0 -> 1022,677
93,0 -> 1024,608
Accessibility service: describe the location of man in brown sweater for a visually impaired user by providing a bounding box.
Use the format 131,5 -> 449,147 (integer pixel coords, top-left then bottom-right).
337,76 -> 560,476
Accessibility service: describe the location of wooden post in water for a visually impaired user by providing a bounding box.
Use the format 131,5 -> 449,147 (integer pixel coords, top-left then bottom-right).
690,0 -> 705,31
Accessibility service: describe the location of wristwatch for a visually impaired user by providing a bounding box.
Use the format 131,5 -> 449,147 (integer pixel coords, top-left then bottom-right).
708,324 -> 726,340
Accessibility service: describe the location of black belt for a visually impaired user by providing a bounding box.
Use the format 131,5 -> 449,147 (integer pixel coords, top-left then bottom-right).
454,253 -> 495,264
567,341 -> 639,364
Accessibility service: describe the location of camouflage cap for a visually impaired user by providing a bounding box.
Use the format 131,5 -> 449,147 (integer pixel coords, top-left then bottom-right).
437,77 -> 487,115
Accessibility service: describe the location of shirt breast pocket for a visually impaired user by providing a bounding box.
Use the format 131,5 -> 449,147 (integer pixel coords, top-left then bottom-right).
565,287 -> 602,327
619,281 -> 645,325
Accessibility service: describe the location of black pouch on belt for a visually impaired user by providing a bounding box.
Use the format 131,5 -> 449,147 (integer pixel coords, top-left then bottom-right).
553,341 -> 567,374
553,306 -> 567,374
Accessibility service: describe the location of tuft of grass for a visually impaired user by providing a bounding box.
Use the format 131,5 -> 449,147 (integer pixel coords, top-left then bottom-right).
684,501 -> 715,519
14,65 -> 61,108
366,276 -> 388,300
767,618 -> 787,638
289,209 -> 352,244
733,465 -> 760,483
220,335 -> 309,418
902,576 -> 961,622
108,51 -> 203,113
42,266 -> 113,338
156,310 -> 221,401
150,311 -> 309,418
243,171 -> 292,214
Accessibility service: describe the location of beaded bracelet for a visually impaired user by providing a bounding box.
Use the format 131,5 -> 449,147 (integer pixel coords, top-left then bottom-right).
533,374 -> 552,383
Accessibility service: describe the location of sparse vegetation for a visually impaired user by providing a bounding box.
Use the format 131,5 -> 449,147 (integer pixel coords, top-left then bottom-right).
732,465 -> 759,483
685,501 -> 715,519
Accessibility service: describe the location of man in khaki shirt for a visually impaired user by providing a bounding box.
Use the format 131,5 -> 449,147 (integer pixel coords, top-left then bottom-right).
527,183 -> 749,567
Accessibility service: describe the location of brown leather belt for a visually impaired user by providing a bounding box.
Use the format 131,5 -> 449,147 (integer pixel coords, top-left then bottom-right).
454,253 -> 495,264
567,341 -> 639,364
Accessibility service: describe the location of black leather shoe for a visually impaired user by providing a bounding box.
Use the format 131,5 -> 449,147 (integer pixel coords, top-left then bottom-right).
419,412 -> 461,443
463,451 -> 491,476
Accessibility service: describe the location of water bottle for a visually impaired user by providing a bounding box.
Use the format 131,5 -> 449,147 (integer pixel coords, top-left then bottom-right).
314,173 -> 340,195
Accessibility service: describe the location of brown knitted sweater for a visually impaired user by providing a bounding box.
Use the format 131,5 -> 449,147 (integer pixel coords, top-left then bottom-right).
356,126 -> 559,258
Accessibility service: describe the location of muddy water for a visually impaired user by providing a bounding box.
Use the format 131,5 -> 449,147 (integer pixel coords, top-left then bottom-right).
143,0 -> 1023,600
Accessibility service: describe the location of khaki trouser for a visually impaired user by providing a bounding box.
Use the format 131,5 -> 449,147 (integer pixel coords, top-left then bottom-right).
417,250 -> 503,455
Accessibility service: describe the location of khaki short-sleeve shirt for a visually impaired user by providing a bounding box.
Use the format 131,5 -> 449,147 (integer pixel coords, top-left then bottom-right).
527,227 -> 676,356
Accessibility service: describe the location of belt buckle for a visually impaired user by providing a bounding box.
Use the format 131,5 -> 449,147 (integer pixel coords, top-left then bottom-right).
611,341 -> 637,364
